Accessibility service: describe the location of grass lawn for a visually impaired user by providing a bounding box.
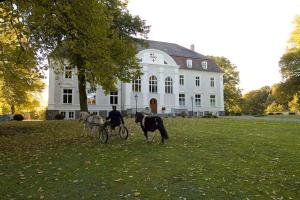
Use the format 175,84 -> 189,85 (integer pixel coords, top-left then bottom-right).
0,118 -> 300,200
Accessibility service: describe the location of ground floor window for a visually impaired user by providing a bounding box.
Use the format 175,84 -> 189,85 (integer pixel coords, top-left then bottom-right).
68,111 -> 74,119
179,93 -> 185,106
110,91 -> 118,105
195,94 -> 201,106
60,111 -> 66,118
210,95 -> 216,107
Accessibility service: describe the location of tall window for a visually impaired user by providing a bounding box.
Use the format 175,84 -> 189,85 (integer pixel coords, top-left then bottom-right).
195,94 -> 201,106
64,66 -> 72,79
180,75 -> 184,85
179,93 -> 185,106
187,59 -> 193,68
63,89 -> 72,104
210,95 -> 216,107
202,61 -> 208,69
165,77 -> 173,94
210,77 -> 215,87
110,91 -> 118,105
87,88 -> 96,104
132,76 -> 141,92
149,76 -> 158,93
195,76 -> 200,86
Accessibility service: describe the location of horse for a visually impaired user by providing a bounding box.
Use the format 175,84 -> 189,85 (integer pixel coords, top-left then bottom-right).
135,112 -> 169,143
79,112 -> 104,137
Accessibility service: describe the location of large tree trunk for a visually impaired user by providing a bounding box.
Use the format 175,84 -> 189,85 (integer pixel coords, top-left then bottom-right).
77,66 -> 88,112
11,104 -> 15,115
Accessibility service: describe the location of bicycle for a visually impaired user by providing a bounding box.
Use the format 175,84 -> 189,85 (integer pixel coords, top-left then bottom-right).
99,121 -> 129,144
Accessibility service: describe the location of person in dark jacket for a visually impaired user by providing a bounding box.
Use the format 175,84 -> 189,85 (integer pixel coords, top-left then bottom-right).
106,106 -> 124,129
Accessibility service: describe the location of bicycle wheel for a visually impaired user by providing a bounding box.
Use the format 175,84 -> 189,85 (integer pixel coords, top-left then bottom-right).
119,126 -> 129,139
99,128 -> 108,144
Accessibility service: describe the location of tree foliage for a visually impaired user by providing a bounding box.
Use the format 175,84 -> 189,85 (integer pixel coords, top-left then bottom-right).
0,3 -> 44,114
209,56 -> 242,114
288,93 -> 300,113
278,16 -> 300,99
265,102 -> 284,113
242,86 -> 271,115
1,0 -> 149,112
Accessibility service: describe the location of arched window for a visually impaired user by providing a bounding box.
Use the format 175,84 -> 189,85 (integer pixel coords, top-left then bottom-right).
149,75 -> 158,93
165,77 -> 173,94
132,76 -> 141,92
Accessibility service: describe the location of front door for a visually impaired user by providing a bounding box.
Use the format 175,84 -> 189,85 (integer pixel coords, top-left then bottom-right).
149,98 -> 157,114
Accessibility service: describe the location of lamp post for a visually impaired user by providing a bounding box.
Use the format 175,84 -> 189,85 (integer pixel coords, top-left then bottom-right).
191,95 -> 194,117
134,94 -> 138,114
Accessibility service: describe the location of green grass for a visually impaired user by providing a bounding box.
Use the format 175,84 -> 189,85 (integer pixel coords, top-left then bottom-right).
266,114 -> 300,119
0,118 -> 300,200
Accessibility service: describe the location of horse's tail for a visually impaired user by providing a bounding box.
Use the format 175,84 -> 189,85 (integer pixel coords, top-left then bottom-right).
158,118 -> 168,139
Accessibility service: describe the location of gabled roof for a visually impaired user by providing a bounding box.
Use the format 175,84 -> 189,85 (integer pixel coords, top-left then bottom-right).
138,40 -> 222,73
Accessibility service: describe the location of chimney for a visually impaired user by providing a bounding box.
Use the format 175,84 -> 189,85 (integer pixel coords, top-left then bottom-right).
190,44 -> 195,51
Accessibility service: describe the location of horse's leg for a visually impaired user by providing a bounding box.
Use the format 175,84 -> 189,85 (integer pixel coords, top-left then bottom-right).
158,123 -> 169,140
143,130 -> 149,142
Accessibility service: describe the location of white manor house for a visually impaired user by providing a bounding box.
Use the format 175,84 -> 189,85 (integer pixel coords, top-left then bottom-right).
46,40 -> 224,120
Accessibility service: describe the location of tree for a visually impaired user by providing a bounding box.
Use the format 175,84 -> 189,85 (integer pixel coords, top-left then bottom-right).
209,56 -> 242,114
242,86 -> 271,115
278,16 -> 300,98
2,0 -> 149,112
0,3 -> 45,114
288,93 -> 300,113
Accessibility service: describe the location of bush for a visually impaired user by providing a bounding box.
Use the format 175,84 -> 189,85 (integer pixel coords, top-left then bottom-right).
275,112 -> 283,115
13,114 -> 24,121
235,112 -> 242,116
202,115 -> 218,118
180,111 -> 187,118
289,112 -> 296,115
267,112 -> 274,115
202,113 -> 218,118
55,113 -> 65,120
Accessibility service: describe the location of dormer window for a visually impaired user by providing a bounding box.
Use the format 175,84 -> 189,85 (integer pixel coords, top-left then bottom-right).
201,61 -> 208,69
187,59 -> 193,68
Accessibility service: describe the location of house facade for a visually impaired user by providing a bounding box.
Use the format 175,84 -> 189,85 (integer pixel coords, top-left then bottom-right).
46,40 -> 224,120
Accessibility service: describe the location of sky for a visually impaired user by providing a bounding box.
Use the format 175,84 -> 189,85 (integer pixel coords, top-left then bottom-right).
127,0 -> 300,93
41,0 -> 299,105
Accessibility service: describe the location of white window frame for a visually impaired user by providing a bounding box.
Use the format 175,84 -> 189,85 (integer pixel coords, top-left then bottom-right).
195,76 -> 200,87
210,77 -> 215,88
110,91 -> 118,105
187,59 -> 193,68
165,77 -> 173,94
195,94 -> 201,106
210,94 -> 216,107
62,88 -> 73,104
179,93 -> 185,106
87,88 -> 97,105
149,75 -> 158,93
64,65 -> 72,79
180,75 -> 184,85
202,61 -> 208,69
132,76 -> 141,93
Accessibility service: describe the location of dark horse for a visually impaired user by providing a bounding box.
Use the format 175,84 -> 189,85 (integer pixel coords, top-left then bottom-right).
135,112 -> 169,143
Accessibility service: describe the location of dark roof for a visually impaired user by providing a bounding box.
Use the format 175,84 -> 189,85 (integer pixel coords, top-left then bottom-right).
138,40 -> 222,73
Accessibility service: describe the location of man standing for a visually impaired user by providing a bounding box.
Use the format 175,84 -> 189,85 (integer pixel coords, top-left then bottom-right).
106,106 -> 124,129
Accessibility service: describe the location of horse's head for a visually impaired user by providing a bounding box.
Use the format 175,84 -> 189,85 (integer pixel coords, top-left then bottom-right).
79,111 -> 89,121
135,112 -> 144,123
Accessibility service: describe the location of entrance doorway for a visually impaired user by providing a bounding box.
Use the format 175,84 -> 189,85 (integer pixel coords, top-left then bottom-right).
149,98 -> 157,114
